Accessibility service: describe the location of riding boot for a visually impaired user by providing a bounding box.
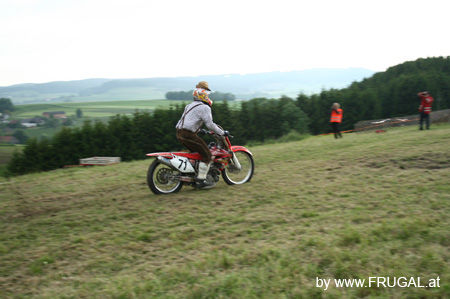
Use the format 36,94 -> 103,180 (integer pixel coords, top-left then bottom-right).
196,161 -> 212,187
197,161 -> 210,180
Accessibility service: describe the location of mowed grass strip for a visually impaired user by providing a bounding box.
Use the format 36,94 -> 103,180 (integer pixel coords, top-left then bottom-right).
13,99 -> 241,119
12,100 -> 184,119
0,124 -> 449,298
13,99 -> 240,118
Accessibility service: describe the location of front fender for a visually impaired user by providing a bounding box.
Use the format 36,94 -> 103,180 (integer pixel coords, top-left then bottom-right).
230,145 -> 253,156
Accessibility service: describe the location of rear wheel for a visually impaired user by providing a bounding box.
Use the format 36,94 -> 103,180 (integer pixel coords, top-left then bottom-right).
222,151 -> 254,185
147,160 -> 183,194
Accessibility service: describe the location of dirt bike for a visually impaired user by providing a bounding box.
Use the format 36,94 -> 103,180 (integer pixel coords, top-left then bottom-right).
146,129 -> 254,194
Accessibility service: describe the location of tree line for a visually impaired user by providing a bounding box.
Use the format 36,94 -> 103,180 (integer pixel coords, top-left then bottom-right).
6,56 -> 449,175
166,90 -> 236,101
0,98 -> 15,113
298,56 -> 450,134
7,97 -> 308,175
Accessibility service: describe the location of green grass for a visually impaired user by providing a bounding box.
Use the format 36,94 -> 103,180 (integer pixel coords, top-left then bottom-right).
69,87 -> 165,102
12,99 -> 185,119
20,126 -> 75,141
0,124 -> 449,297
0,145 -> 21,165
13,99 -> 241,119
6,99 -> 186,143
0,145 -> 23,176
7,87 -> 166,104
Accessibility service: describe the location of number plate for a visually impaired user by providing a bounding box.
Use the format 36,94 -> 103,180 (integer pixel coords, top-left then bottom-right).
170,155 -> 195,173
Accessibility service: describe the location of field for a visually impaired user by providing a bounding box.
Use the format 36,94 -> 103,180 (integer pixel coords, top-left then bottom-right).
13,99 -> 242,119
0,145 -> 22,176
0,99 -> 242,166
0,124 -> 449,297
0,146 -> 18,164
12,99 -> 185,119
5,99 -> 185,148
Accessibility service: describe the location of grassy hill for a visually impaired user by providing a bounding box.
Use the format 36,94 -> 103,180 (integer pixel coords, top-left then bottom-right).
301,56 -> 450,134
0,124 -> 449,297
0,79 -> 110,104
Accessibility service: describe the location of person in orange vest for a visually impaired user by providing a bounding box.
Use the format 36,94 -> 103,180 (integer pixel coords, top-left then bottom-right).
330,103 -> 343,138
418,91 -> 434,130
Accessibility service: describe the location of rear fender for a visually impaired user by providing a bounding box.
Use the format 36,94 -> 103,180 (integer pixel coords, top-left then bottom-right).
146,152 -> 175,159
146,153 -> 196,173
146,152 -> 202,160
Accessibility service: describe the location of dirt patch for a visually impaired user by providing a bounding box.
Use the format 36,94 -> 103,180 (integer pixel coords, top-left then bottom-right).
354,109 -> 450,131
366,153 -> 450,170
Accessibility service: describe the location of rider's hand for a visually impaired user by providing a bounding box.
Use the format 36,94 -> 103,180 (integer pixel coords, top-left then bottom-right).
223,130 -> 230,136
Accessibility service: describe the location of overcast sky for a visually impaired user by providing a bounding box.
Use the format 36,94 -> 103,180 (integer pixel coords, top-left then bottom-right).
0,0 -> 449,86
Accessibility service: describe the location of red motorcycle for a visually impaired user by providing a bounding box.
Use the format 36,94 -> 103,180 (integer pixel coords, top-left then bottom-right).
146,130 -> 254,194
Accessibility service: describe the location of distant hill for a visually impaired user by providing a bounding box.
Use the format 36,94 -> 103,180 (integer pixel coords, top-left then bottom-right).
0,79 -> 110,104
0,68 -> 374,104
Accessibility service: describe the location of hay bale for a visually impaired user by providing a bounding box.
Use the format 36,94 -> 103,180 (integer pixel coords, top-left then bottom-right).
79,157 -> 121,166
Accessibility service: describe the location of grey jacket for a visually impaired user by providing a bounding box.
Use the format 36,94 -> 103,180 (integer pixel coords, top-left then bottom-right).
176,101 -> 224,135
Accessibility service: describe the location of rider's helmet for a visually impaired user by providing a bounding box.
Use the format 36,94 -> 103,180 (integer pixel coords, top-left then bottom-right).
193,81 -> 213,106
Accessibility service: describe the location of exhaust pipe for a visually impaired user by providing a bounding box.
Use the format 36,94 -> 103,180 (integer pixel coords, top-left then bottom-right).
156,156 -> 175,168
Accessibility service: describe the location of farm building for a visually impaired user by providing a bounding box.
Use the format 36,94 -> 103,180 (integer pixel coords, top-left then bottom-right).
20,122 -> 37,128
1,113 -> 10,123
0,136 -> 19,144
43,111 -> 66,119
20,118 -> 44,128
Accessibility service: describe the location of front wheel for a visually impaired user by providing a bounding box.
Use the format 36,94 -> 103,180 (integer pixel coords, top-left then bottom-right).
147,159 -> 183,194
222,151 -> 254,185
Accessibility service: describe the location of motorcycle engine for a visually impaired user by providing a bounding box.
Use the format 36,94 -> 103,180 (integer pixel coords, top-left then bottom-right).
210,168 -> 221,182
203,168 -> 220,188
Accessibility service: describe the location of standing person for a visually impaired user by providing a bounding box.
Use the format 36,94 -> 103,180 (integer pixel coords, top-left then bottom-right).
330,103 -> 343,138
418,91 -> 434,130
175,81 -> 226,186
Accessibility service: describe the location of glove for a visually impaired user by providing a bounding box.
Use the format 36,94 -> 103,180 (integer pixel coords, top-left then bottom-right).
223,130 -> 230,136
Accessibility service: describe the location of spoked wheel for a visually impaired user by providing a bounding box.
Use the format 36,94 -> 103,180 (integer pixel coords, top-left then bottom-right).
222,151 -> 254,185
147,160 -> 183,194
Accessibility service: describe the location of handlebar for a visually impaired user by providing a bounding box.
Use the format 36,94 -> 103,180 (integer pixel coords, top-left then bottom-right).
199,129 -> 233,138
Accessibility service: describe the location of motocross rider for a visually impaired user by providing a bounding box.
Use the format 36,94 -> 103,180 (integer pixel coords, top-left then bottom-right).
175,81 -> 227,186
